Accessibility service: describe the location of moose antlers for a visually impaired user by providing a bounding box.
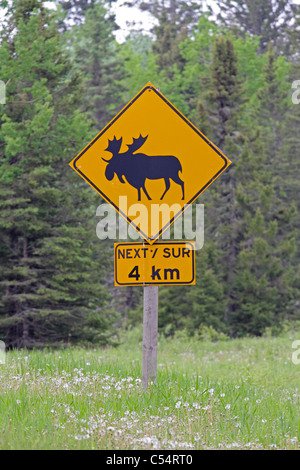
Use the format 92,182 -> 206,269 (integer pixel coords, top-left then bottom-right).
102,137 -> 122,162
103,135 -> 148,160
105,136 -> 123,155
127,134 -> 148,154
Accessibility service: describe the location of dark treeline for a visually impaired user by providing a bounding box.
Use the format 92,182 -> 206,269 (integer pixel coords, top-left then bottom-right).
0,0 -> 299,348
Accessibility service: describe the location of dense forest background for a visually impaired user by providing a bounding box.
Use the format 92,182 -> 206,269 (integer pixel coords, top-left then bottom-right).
0,0 -> 299,348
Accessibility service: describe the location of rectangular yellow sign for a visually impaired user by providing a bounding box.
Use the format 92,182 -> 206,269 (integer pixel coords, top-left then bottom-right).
114,241 -> 195,286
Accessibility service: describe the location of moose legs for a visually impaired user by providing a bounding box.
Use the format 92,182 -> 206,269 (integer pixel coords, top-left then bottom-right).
136,173 -> 185,201
160,178 -> 170,200
137,184 -> 152,201
160,174 -> 185,200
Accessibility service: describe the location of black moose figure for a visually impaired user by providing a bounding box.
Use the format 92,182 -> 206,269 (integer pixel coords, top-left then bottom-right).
102,135 -> 185,201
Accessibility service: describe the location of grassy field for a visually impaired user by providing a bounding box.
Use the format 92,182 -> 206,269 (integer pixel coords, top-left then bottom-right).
0,327 -> 299,450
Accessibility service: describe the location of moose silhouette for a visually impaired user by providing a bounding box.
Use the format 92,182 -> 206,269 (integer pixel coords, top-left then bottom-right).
102,135 -> 185,201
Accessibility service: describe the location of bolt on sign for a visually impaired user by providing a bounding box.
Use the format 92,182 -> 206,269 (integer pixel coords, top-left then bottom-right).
69,82 -> 231,244
114,241 -> 196,286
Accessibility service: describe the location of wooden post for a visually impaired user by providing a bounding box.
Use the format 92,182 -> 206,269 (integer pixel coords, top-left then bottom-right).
142,285 -> 158,389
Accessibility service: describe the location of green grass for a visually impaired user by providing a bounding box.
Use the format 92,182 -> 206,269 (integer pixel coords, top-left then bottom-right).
0,328 -> 299,449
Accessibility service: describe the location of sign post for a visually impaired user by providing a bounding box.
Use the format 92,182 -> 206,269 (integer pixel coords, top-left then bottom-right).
114,240 -> 195,389
69,82 -> 231,389
142,285 -> 158,389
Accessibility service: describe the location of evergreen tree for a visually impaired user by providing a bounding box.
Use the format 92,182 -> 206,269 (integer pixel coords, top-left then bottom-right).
158,284 -> 190,336
184,240 -> 227,336
59,0 -> 117,25
215,0 -> 297,54
223,136 -> 294,336
119,32 -> 159,100
280,12 -> 300,223
178,17 -> 269,125
208,35 -> 245,149
254,43 -> 289,163
205,37 -> 298,335
252,43 -> 298,266
65,0 -> 126,130
151,10 -> 187,76
129,0 -> 203,36
157,37 -> 242,337
0,0 -> 117,348
128,0 -> 203,78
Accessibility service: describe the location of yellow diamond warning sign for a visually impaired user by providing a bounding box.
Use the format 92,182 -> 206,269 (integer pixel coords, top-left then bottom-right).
114,241 -> 195,286
69,82 -> 231,243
